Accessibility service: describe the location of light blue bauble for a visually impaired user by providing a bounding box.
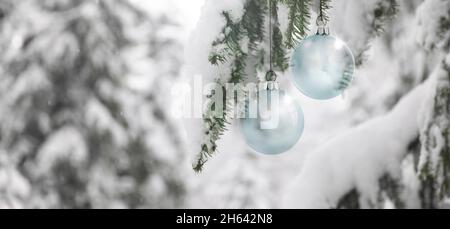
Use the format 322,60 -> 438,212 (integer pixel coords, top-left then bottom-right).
240,89 -> 304,155
291,35 -> 355,100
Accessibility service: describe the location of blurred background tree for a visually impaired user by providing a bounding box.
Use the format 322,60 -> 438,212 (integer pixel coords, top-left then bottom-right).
0,0 -> 186,208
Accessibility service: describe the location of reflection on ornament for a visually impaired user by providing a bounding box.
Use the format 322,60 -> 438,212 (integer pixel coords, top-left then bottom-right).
291,35 -> 355,100
240,89 -> 304,155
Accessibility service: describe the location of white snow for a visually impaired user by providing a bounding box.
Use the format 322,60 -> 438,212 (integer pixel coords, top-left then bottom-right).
330,0 -> 381,58
35,126 -> 88,177
184,0 -> 245,83
400,155 -> 421,209
0,153 -> 31,209
446,53 -> 450,67
85,97 -> 128,147
283,78 -> 433,208
181,0 -> 246,162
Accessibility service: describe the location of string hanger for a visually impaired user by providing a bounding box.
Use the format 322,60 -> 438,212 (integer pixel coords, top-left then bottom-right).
265,0 -> 277,89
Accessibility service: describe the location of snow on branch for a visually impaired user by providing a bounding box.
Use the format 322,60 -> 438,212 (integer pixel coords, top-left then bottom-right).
283,77 -> 434,208
418,59 -> 450,203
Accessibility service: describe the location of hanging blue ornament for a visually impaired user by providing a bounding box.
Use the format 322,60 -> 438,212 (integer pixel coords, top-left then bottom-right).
240,86 -> 304,155
290,35 -> 355,100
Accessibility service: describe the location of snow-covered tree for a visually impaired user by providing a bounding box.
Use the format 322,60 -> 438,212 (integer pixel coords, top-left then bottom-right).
0,0 -> 186,208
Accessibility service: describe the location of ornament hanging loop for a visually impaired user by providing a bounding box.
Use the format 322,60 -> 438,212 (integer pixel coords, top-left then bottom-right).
265,0 -> 278,91
265,70 -> 277,82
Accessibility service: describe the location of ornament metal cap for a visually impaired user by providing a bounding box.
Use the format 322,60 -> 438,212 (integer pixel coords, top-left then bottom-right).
265,70 -> 277,82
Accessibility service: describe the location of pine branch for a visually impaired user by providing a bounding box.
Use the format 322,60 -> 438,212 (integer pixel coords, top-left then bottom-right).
195,0 -> 307,172
270,0 -> 289,71
209,12 -> 243,65
194,10 -> 248,172
418,61 -> 450,202
242,0 -> 267,52
284,0 -> 311,49
319,0 -> 332,23
193,78 -> 245,172
356,0 -> 399,66
193,94 -> 237,172
290,79 -> 431,208
371,0 -> 399,35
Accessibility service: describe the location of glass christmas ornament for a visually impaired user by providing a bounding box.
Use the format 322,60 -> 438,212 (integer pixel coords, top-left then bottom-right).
290,35 -> 355,100
240,87 -> 304,155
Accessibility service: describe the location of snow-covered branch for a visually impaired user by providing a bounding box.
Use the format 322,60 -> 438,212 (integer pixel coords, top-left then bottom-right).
283,76 -> 434,208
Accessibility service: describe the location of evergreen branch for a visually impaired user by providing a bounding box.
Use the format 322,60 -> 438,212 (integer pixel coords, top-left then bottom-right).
284,0 -> 311,48
355,0 -> 399,66
418,60 -> 450,201
195,0 -> 297,172
319,0 -> 332,23
242,0 -> 267,52
371,0 -> 399,35
209,12 -> 243,65
195,9 -> 248,172
271,0 -> 289,71
193,54 -> 246,172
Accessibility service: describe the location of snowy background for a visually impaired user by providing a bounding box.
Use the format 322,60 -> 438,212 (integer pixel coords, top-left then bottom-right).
0,0 -> 449,209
